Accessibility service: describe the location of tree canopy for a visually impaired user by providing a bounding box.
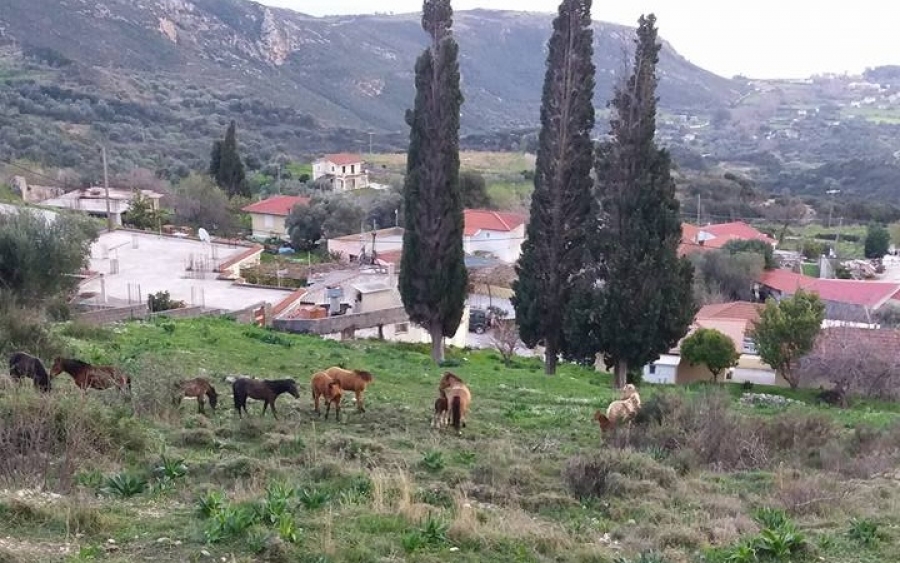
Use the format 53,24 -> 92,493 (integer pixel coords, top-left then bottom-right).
680,328 -> 740,382
750,289 -> 825,389
864,223 -> 890,258
210,121 -> 249,198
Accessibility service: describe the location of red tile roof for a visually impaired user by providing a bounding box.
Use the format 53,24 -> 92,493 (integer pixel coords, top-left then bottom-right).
679,221 -> 775,256
322,153 -> 364,166
759,269 -> 900,308
464,209 -> 527,237
242,195 -> 310,217
697,301 -> 764,323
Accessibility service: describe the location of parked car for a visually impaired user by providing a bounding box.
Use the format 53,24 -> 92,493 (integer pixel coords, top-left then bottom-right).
469,308 -> 489,334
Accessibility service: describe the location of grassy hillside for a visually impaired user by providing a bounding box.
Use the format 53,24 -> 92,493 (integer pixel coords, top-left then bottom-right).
0,316 -> 898,562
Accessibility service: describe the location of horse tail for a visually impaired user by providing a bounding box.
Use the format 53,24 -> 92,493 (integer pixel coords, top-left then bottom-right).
451,395 -> 462,432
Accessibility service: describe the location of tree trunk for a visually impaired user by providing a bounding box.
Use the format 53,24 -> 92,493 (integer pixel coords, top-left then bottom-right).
429,324 -> 445,364
614,359 -> 628,389
543,339 -> 558,375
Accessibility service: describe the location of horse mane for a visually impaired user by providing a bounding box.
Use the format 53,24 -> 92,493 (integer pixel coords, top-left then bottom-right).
353,369 -> 374,382
440,372 -> 464,387
268,379 -> 297,392
60,357 -> 91,371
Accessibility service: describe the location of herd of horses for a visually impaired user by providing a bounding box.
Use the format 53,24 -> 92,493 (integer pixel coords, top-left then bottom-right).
9,350 -> 636,435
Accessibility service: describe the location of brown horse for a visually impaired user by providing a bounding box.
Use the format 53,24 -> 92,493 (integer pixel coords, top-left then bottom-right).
173,377 -> 218,414
438,372 -> 471,434
431,389 -> 449,429
49,357 -> 131,392
594,384 -> 642,432
232,377 -> 299,419
323,366 -> 373,413
311,372 -> 343,421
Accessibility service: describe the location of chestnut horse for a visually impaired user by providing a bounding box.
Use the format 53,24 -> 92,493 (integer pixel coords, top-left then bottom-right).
232,377 -> 299,419
438,372 -> 471,434
49,357 -> 131,393
323,366 -> 373,413
594,384 -> 642,432
173,377 -> 218,414
310,372 -> 343,421
8,351 -> 52,392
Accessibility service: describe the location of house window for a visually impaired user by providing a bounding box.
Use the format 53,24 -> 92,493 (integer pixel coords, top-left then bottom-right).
351,164 -> 356,174
342,166 -> 346,174
264,215 -> 274,228
742,337 -> 757,354
395,322 -> 409,334
648,364 -> 657,375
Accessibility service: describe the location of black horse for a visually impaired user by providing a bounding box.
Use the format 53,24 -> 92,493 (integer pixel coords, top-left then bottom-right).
232,378 -> 299,419
8,351 -> 52,392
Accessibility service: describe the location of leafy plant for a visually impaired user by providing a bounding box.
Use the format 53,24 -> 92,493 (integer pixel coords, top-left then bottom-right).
196,490 -> 227,519
204,504 -> 259,543
262,482 -> 296,523
722,540 -> 757,563
154,455 -> 188,480
297,488 -> 330,510
848,517 -> 883,545
421,450 -> 445,472
100,472 -> 147,498
753,507 -> 790,530
276,512 -> 301,544
401,515 -> 450,552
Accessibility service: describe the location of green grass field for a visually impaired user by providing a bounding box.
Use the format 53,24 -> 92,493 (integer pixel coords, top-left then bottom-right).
0,316 -> 898,563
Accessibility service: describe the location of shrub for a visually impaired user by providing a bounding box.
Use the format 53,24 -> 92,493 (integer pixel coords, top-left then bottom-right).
147,290 -> 185,312
100,472 -> 148,498
564,449 -> 676,499
420,450 -> 445,472
847,518 -> 884,546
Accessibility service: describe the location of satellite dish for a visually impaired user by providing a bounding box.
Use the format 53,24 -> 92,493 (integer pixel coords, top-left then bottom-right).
198,228 -> 211,243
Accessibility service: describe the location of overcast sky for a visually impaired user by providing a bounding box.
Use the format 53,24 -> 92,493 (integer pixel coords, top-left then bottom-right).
258,0 -> 897,79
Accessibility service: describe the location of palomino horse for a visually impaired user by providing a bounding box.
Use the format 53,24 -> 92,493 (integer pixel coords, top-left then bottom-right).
231,377 -> 299,419
594,384 -> 642,432
173,377 -> 219,415
310,372 -> 343,421
438,372 -> 471,435
49,357 -> 131,393
8,351 -> 52,392
323,366 -> 374,413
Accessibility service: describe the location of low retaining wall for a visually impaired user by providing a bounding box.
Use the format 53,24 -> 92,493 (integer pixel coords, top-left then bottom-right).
273,307 -> 410,336
75,304 -> 149,325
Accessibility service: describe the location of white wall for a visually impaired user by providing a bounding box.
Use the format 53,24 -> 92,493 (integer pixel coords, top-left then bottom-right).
464,224 -> 525,263
324,308 -> 469,349
642,363 -> 678,384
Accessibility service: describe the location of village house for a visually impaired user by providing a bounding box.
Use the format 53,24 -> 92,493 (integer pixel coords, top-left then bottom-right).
312,153 -> 369,192
756,269 -> 900,323
463,209 -> 528,263
272,266 -> 468,348
679,221 -> 777,256
640,301 -> 778,386
15,176 -> 165,227
242,195 -> 310,240
327,226 -> 405,263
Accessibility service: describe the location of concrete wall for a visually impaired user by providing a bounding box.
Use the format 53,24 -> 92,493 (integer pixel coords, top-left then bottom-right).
75,304 -> 149,325
249,213 -> 288,239
274,306 -> 411,336
464,224 -> 525,263
217,245 -> 264,280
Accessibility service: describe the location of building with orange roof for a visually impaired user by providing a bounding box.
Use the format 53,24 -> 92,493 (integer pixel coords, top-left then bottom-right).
312,153 -> 369,191
678,221 -> 776,257
242,195 -> 311,240
463,209 -> 528,263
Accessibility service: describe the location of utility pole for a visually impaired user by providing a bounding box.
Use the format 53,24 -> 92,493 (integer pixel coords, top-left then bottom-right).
696,193 -> 701,225
101,146 -> 113,232
368,131 -> 374,155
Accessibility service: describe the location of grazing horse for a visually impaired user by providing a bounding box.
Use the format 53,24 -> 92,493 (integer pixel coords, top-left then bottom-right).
594,384 -> 642,432
438,372 -> 471,435
232,377 -> 299,419
323,366 -> 374,413
310,372 -> 343,421
173,377 -> 219,415
8,351 -> 52,392
816,382 -> 849,408
49,357 -> 131,392
431,389 -> 449,429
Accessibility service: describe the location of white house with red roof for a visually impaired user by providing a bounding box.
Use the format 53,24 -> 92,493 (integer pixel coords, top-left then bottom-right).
463,209 -> 528,263
312,153 -> 369,192
679,221 -> 777,257
242,195 -> 310,240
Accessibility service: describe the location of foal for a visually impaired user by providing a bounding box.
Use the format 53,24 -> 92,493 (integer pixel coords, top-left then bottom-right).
438,372 -> 471,435
431,390 -> 449,429
232,377 -> 299,419
594,384 -> 642,432
49,357 -> 131,393
8,351 -> 52,392
323,366 -> 374,413
173,377 -> 219,415
310,372 -> 343,421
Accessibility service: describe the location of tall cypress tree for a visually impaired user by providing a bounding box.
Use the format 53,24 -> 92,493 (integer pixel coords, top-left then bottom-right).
569,14 -> 695,388
511,0 -> 595,375
212,121 -> 248,198
399,0 -> 467,363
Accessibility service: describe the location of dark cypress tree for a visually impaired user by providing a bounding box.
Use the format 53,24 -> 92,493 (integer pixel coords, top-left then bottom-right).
398,0 -> 467,363
569,14 -> 696,388
212,121 -> 248,198
511,0 -> 595,375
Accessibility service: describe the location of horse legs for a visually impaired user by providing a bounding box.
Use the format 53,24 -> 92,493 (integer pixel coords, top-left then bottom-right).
324,400 -> 331,420
270,400 -> 278,419
313,391 -> 321,416
197,396 -> 205,415
334,400 -> 341,422
355,390 -> 365,413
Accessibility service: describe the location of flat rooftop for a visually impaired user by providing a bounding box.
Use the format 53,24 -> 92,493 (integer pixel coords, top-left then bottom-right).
79,231 -> 293,312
